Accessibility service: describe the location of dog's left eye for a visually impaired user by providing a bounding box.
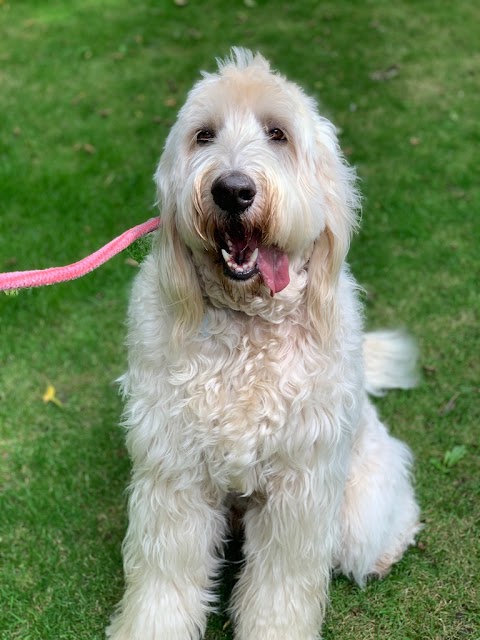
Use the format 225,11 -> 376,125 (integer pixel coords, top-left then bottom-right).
196,130 -> 215,145
268,127 -> 287,142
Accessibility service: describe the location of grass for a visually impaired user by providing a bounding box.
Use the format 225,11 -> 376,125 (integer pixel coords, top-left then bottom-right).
0,1 -> 478,638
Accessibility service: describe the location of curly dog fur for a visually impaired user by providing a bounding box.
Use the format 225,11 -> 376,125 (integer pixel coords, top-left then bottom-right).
107,49 -> 420,640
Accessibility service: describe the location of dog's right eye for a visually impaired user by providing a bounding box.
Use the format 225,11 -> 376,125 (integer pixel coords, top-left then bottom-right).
196,130 -> 215,145
268,127 -> 287,142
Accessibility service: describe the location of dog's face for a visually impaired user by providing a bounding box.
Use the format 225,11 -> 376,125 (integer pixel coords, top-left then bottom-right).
155,49 -> 359,337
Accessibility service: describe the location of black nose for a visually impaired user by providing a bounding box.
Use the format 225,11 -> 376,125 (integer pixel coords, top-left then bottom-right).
211,172 -> 256,215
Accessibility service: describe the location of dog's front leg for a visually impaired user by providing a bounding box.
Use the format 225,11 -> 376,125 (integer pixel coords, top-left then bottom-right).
107,469 -> 226,640
231,468 -> 339,640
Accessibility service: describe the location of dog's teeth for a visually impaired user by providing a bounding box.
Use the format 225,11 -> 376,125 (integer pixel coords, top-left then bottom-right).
221,249 -> 232,263
222,243 -> 258,276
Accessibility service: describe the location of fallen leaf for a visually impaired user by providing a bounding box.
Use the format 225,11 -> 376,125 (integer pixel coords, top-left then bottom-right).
72,92 -> 87,105
43,385 -> 64,408
187,28 -> 203,40
439,391 -> 460,415
370,65 -> 400,81
448,187 -> 466,199
369,20 -> 386,32
422,364 -> 437,376
73,143 -> 96,154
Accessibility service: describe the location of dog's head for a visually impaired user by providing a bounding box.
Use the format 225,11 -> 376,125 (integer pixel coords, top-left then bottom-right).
154,48 -> 359,343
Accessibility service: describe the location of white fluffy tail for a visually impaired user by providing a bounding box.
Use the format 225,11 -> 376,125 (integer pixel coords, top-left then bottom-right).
363,330 -> 419,396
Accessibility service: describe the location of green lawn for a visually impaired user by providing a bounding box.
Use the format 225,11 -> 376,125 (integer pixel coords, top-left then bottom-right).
1,1 -> 478,639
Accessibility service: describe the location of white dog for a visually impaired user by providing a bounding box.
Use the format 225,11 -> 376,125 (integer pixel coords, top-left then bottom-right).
107,48 -> 420,640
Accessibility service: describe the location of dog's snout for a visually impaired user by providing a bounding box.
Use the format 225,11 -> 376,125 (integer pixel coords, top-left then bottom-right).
211,172 -> 256,215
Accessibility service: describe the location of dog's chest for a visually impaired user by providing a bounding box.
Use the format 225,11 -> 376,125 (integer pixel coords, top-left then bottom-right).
168,317 -> 330,493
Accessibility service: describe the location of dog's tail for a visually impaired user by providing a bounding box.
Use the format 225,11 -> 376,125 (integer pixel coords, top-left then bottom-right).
363,330 -> 419,396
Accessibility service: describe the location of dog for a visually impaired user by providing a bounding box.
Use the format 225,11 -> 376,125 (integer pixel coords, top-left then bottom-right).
107,48 -> 420,640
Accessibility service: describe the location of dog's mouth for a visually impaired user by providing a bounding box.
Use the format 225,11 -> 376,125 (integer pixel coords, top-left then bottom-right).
217,229 -> 290,296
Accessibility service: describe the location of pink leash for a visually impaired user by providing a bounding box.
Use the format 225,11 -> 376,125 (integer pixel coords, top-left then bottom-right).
0,216 -> 160,292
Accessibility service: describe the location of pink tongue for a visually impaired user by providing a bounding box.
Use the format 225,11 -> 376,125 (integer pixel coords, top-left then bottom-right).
256,245 -> 290,296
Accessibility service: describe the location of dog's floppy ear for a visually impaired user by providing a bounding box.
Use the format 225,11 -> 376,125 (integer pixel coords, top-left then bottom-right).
306,115 -> 360,342
154,169 -> 205,348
